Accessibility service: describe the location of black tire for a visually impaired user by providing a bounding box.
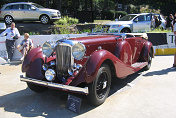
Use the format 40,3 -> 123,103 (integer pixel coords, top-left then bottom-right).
40,15 -> 50,24
4,15 -> 14,25
144,50 -> 152,70
88,64 -> 111,106
121,28 -> 131,33
26,75 -> 48,93
27,82 -> 48,93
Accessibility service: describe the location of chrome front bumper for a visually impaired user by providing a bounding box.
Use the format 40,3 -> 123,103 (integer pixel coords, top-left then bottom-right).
20,75 -> 88,95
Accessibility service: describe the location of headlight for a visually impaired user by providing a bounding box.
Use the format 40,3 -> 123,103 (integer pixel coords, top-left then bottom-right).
72,43 -> 86,60
42,41 -> 55,57
45,69 -> 56,81
50,11 -> 56,14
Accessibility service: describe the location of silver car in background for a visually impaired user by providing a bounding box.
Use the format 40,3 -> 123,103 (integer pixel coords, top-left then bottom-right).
0,2 -> 61,24
94,13 -> 166,33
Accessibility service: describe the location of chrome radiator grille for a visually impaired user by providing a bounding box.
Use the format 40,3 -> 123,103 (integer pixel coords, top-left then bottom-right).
56,44 -> 72,75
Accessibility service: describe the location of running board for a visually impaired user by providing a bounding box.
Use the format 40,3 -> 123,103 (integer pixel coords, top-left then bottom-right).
131,62 -> 148,68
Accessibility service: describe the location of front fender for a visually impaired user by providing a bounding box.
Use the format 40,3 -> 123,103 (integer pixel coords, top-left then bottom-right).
22,47 -> 45,72
83,49 -> 135,83
119,24 -> 132,32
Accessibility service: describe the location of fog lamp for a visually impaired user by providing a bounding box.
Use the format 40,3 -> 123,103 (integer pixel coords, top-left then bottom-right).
45,69 -> 56,81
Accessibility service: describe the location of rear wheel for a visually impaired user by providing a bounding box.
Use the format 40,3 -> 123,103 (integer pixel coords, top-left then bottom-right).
4,15 -> 13,25
88,64 -> 111,106
144,50 -> 152,70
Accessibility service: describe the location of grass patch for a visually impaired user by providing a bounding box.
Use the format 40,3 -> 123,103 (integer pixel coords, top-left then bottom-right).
147,28 -> 172,33
94,20 -> 111,24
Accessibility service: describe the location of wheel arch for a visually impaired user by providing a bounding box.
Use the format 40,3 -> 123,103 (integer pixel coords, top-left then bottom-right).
39,14 -> 50,20
120,27 -> 131,33
84,50 -> 118,84
102,59 -> 116,79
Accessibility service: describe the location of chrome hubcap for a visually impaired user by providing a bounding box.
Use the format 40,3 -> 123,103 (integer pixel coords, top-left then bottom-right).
41,16 -> 48,24
5,16 -> 12,24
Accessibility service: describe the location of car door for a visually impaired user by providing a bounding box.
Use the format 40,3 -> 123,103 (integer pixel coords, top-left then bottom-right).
21,4 -> 39,20
9,4 -> 23,20
133,15 -> 151,32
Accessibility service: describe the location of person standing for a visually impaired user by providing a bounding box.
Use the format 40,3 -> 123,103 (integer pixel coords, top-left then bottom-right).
153,15 -> 161,28
0,22 -> 20,62
166,14 -> 174,31
173,13 -> 176,67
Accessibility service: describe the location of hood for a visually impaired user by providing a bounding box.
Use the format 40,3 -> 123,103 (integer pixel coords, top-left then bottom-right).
38,8 -> 59,13
106,21 -> 132,25
70,35 -> 121,45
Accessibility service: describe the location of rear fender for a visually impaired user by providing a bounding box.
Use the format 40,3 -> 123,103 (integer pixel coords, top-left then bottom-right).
140,41 -> 154,61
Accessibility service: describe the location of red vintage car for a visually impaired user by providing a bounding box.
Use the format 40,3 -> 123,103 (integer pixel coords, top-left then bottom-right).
20,33 -> 154,106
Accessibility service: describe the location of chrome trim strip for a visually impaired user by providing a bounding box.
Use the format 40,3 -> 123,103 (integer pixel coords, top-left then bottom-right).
20,75 -> 88,94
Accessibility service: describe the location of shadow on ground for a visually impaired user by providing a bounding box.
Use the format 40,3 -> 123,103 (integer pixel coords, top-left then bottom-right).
1,61 -> 22,66
143,67 -> 176,77
0,71 -> 142,117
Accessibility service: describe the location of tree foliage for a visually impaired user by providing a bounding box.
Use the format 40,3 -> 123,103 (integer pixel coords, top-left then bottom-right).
1,0 -> 176,19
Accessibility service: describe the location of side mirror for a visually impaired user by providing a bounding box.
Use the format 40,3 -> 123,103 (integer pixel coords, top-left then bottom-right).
31,7 -> 36,10
134,18 -> 138,22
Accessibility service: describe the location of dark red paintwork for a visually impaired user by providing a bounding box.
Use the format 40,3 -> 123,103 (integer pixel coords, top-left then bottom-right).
22,34 -> 154,87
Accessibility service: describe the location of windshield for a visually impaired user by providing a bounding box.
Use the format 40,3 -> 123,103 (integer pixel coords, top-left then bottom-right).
32,3 -> 45,8
119,15 -> 136,21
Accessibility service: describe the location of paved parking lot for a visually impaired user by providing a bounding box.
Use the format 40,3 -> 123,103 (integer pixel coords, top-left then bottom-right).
0,55 -> 176,118
3,22 -> 53,35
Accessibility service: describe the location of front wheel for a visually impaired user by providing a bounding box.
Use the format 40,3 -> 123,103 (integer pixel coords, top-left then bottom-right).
88,64 -> 111,106
120,28 -> 131,33
26,74 -> 48,93
4,15 -> 13,25
40,15 -> 50,24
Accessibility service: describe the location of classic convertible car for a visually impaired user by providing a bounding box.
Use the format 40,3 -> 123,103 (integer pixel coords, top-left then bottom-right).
20,33 -> 154,106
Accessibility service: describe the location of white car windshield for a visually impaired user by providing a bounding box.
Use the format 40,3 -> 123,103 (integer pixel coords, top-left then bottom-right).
32,3 -> 44,8
93,25 -> 110,33
119,15 -> 136,21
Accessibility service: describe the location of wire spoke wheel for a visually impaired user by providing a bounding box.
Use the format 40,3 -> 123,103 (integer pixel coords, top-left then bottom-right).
96,72 -> 108,99
88,64 -> 111,106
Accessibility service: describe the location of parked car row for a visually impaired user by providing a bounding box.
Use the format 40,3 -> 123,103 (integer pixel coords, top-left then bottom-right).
0,2 -> 61,24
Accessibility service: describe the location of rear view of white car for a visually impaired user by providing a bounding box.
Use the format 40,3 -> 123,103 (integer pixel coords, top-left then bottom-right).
0,2 -> 61,24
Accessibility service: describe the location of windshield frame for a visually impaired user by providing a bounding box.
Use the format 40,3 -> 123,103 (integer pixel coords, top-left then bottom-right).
118,15 -> 137,21
32,3 -> 45,8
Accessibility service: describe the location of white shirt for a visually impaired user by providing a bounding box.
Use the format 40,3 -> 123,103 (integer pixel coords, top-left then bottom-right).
0,27 -> 20,40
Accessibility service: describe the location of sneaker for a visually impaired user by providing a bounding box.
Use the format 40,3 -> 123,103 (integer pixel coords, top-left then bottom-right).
20,56 -> 24,61
6,59 -> 10,63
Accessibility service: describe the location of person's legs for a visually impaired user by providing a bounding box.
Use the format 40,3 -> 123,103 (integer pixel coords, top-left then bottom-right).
174,47 -> 176,67
5,40 -> 10,61
5,40 -> 15,61
10,40 -> 15,61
